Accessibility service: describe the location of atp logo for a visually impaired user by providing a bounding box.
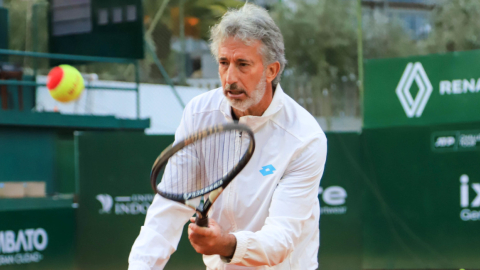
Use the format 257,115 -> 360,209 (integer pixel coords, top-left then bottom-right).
396,62 -> 433,118
96,194 -> 113,214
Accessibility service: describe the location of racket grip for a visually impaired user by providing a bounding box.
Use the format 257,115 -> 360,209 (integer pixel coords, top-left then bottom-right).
195,216 -> 209,227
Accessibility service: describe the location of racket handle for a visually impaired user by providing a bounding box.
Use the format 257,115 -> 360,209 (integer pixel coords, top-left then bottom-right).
195,216 -> 209,227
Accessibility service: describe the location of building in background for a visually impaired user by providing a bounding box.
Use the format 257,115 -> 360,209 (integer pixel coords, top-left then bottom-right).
49,0 -> 145,60
170,37 -> 221,89
362,0 -> 442,39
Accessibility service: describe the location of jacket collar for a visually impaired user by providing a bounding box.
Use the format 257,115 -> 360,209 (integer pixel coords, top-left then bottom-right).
220,84 -> 285,131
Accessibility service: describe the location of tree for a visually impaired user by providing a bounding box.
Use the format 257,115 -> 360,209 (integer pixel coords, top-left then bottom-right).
271,0 -> 418,118
363,9 -> 421,59
422,0 -> 480,53
3,0 -> 244,82
142,0 -> 244,83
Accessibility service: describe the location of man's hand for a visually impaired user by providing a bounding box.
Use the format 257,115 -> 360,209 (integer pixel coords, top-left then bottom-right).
188,217 -> 236,257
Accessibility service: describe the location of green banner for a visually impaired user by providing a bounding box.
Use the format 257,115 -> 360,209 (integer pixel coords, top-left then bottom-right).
74,131 -> 363,270
0,209 -> 75,269
0,128 -> 56,194
364,50 -> 480,128
319,133 -> 362,270
49,0 -> 144,60
362,122 -> 480,269
75,131 -> 205,270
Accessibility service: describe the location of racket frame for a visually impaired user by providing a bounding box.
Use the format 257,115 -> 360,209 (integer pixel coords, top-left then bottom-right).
150,123 -> 255,226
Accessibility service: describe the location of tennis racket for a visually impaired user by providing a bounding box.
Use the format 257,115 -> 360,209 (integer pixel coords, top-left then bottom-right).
150,123 -> 255,227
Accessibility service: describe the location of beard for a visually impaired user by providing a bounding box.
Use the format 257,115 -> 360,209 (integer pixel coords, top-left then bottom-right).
223,71 -> 267,112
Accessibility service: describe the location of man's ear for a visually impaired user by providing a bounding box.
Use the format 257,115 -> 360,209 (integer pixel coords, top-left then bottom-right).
265,61 -> 281,83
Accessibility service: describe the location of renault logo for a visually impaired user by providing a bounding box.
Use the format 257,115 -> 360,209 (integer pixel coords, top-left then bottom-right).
396,62 -> 433,118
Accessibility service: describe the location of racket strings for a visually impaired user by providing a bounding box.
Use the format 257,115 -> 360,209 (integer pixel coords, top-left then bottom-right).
157,129 -> 252,196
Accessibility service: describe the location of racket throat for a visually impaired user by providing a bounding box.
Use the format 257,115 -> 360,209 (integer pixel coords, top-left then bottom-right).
195,210 -> 206,219
195,198 -> 207,218
185,200 -> 197,210
195,202 -> 209,228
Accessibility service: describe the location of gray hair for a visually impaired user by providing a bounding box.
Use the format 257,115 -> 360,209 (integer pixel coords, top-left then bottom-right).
210,3 -> 286,86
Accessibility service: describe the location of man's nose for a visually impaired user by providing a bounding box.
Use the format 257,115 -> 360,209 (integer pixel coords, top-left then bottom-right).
225,64 -> 239,85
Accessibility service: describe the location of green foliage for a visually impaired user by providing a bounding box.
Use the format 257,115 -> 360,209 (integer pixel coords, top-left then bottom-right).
5,0 -> 480,88
272,0 -> 417,88
274,0 -> 357,81
4,0 -> 29,51
143,0 -> 244,82
183,0 -> 244,40
363,10 -> 420,59
271,0 -> 423,117
3,0 -> 243,82
422,0 -> 480,53
4,0 -> 48,52
144,0 -> 243,40
3,0 -> 49,74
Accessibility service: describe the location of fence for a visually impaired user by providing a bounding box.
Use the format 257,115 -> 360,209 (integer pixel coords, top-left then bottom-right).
282,74 -> 360,118
0,49 -> 142,118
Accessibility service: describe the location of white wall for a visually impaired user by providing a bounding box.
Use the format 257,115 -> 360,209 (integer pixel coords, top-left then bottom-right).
35,76 -> 207,134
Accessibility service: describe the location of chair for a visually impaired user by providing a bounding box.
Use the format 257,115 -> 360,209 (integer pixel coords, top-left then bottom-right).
0,66 -> 24,111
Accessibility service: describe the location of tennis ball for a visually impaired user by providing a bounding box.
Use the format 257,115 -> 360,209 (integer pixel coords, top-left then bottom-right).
47,65 -> 85,103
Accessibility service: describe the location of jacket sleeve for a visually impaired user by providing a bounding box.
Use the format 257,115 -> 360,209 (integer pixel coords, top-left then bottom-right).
228,133 -> 327,267
128,104 -> 197,270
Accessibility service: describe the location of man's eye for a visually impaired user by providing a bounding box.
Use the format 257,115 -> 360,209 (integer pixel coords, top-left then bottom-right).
239,63 -> 248,67
220,62 -> 228,66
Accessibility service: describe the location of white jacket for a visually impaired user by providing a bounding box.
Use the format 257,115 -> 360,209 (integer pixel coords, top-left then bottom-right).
129,85 -> 327,270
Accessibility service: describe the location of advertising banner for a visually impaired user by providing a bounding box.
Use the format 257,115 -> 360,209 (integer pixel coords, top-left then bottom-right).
362,122 -> 480,269
75,131 -> 363,270
75,132 -> 204,270
319,133 -> 362,270
0,208 -> 75,270
364,50 -> 480,128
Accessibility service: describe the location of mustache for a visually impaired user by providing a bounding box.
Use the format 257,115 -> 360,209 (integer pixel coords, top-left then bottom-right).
224,83 -> 247,94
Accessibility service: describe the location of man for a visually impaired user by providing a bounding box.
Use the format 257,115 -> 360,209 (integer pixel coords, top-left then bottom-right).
129,3 -> 327,270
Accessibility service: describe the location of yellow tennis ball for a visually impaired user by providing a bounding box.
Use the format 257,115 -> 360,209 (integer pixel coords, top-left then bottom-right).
47,65 -> 84,103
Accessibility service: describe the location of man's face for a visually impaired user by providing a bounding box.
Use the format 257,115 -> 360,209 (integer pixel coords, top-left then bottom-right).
218,37 -> 267,112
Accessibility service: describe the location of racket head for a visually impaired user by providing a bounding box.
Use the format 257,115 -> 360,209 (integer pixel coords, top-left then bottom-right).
150,123 -> 255,206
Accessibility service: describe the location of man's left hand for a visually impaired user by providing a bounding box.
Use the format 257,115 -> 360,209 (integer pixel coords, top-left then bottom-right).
188,217 -> 236,257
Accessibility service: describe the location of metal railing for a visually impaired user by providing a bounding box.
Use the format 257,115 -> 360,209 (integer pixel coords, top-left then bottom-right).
0,49 -> 142,118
